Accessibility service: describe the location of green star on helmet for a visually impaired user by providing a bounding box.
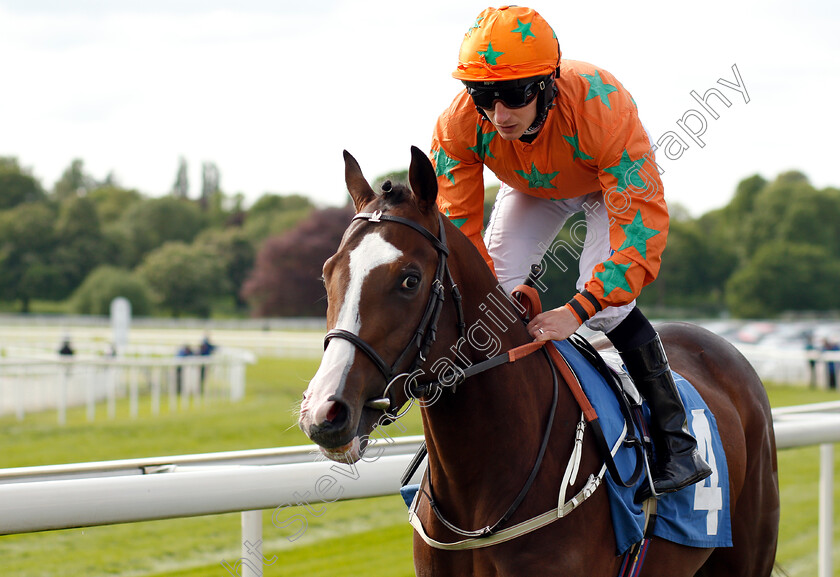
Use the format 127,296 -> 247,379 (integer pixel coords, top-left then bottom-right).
467,124 -> 496,160
581,70 -> 618,109
618,210 -> 660,259
478,41 -> 504,65
433,147 -> 460,184
603,150 -> 647,193
468,16 -> 484,35
514,163 -> 559,189
596,261 -> 633,295
511,19 -> 536,42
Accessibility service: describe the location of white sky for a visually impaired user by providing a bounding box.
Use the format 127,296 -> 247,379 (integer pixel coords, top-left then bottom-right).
1,0 -> 838,217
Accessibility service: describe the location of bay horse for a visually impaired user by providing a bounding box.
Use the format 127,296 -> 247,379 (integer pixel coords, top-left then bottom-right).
298,146 -> 779,576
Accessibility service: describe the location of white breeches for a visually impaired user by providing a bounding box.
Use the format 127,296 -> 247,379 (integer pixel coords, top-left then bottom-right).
483,183 -> 636,334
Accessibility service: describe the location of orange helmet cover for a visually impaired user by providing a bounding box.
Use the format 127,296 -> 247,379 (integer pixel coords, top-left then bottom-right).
453,6 -> 561,81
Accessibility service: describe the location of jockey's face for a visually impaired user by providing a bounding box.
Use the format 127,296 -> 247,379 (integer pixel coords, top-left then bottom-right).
480,98 -> 538,140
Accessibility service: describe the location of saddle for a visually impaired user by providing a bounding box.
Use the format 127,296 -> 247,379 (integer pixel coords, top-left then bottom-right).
398,281 -> 731,555
400,331 -> 732,555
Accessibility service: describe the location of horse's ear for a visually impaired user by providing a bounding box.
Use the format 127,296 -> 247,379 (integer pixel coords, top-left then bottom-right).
408,145 -> 438,214
343,150 -> 376,213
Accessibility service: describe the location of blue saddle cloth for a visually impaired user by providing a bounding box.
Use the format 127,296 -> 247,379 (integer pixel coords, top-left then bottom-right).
553,339 -> 732,554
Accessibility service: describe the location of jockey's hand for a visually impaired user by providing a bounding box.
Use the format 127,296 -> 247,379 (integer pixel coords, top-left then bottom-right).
527,307 -> 581,342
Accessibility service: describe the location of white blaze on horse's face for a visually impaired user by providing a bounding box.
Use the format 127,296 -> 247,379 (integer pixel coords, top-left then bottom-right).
302,231 -> 402,429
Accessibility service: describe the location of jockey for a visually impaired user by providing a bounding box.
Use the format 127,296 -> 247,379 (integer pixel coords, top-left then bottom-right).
431,5 -> 711,498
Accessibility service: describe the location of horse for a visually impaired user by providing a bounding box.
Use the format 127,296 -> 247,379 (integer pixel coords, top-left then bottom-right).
298,146 -> 779,576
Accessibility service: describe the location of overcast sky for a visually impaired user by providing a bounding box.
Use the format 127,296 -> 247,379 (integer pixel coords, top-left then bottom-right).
1,0 -> 837,216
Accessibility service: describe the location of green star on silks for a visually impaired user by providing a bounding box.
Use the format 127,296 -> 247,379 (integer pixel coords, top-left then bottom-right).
596,261 -> 632,295
468,16 -> 484,35
562,133 -> 593,162
514,163 -> 559,189
478,41 -> 504,65
444,208 -> 468,229
433,147 -> 459,184
510,19 -> 536,42
467,124 -> 496,160
618,210 -> 660,259
581,70 -> 618,109
603,150 -> 647,193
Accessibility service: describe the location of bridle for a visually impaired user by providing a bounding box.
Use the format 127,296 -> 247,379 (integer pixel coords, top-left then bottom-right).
323,208 -> 466,413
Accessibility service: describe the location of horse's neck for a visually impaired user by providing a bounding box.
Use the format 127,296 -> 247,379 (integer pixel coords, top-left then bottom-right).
419,227 -> 559,506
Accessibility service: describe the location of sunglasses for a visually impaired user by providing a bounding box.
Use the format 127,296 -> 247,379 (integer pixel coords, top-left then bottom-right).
465,77 -> 547,109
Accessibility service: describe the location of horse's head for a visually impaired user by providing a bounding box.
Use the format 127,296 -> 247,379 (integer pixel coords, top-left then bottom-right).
299,146 -> 449,463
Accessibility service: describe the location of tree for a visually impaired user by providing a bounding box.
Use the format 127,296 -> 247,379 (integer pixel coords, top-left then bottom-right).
725,242 -> 840,317
118,196 -> 206,267
736,173 -> 832,260
193,228 -> 256,311
0,202 -> 59,310
137,242 -> 227,317
0,157 -> 46,209
200,162 -> 220,210
53,159 -> 96,200
71,265 -> 152,316
87,185 -> 143,224
241,206 -> 353,316
639,218 -> 737,310
172,157 -> 189,199
52,196 -> 107,298
243,193 -> 315,245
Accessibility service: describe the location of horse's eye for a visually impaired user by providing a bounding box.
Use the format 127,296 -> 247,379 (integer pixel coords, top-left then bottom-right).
401,274 -> 420,290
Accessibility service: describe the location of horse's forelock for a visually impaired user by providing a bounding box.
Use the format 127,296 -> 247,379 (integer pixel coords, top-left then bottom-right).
379,182 -> 415,210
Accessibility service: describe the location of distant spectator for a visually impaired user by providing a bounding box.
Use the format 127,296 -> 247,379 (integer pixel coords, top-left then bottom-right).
58,337 -> 75,357
824,338 -> 839,391
199,334 -> 216,356
805,333 -> 818,388
198,334 -> 216,393
175,344 -> 194,395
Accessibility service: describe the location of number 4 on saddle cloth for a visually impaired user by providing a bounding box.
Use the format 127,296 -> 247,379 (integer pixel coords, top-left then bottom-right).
556,336 -> 732,554
400,335 -> 732,556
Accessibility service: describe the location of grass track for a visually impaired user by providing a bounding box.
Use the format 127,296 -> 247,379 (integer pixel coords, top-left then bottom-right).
0,357 -> 838,576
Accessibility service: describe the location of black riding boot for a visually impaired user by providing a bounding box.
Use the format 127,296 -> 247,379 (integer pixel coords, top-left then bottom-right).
620,335 -> 712,499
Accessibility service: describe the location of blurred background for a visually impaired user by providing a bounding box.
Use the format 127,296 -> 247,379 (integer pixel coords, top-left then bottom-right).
1,0 -> 839,576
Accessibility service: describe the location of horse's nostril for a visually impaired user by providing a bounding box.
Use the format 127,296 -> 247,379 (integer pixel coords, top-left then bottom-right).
325,401 -> 343,423
315,399 -> 349,429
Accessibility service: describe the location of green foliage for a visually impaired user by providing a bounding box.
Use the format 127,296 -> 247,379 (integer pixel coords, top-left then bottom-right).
249,193 -> 314,215
119,197 -> 207,267
726,242 -> 840,317
0,157 -> 46,209
52,158 -> 97,200
0,202 -> 59,310
193,228 -> 256,310
4,152 -> 840,320
70,265 -> 152,316
50,196 -> 108,298
644,218 -> 737,309
243,193 -> 315,246
137,242 -> 228,317
87,185 -> 143,224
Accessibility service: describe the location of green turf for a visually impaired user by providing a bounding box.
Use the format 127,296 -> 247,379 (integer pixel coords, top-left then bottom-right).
0,362 -> 838,576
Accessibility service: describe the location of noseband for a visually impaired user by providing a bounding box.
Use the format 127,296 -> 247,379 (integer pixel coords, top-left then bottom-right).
323,208 -> 466,411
